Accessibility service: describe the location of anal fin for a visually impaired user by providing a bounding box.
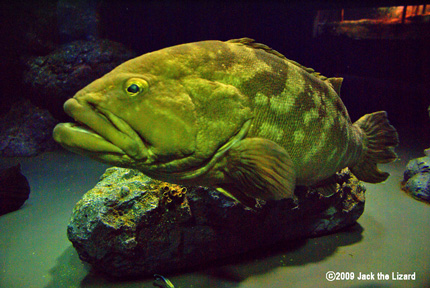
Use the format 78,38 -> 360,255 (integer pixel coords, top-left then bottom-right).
311,175 -> 339,198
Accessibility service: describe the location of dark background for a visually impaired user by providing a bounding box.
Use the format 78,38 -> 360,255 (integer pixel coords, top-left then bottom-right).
1,0 -> 429,145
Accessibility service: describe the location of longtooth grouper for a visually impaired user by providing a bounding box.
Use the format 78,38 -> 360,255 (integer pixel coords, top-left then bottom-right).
53,38 -> 399,207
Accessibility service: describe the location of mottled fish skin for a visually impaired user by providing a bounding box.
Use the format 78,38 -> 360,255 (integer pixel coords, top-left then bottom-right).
53,38 -> 398,206
204,39 -> 363,185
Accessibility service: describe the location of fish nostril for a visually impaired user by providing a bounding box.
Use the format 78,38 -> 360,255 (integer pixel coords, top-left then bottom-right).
83,92 -> 106,106
73,90 -> 105,107
73,96 -> 99,113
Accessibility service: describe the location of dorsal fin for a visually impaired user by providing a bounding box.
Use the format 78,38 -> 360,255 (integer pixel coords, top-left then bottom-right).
226,37 -> 329,81
227,37 -> 288,60
327,77 -> 343,96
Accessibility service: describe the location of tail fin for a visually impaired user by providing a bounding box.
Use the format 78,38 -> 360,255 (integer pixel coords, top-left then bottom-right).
350,111 -> 399,183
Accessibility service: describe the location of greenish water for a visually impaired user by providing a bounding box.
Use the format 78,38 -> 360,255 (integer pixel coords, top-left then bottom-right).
0,130 -> 429,288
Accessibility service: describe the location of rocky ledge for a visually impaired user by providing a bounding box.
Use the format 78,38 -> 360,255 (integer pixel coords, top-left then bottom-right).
67,167 -> 365,278
402,155 -> 430,203
0,100 -> 58,157
23,39 -> 136,121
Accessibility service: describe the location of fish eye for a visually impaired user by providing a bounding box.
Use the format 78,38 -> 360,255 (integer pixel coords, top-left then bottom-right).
127,84 -> 140,94
124,78 -> 149,97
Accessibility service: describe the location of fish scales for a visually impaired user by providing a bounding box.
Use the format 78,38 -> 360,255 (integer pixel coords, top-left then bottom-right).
53,38 -> 399,207
199,40 -> 360,184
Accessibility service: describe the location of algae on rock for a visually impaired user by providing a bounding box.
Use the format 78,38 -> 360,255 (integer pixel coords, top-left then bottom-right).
68,167 -> 365,278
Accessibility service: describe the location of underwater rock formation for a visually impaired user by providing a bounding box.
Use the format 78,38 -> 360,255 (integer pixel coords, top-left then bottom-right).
0,100 -> 58,157
402,156 -> 430,203
23,39 -> 136,120
402,105 -> 430,203
68,167 -> 365,278
0,164 -> 31,216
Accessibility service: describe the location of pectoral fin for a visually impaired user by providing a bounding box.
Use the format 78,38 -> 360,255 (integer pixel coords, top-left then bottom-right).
221,138 -> 297,204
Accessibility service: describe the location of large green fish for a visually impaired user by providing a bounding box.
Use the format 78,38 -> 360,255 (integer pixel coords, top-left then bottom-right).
53,38 -> 398,207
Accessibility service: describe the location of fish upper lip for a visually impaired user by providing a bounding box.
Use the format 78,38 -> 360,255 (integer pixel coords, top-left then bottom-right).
63,97 -> 148,160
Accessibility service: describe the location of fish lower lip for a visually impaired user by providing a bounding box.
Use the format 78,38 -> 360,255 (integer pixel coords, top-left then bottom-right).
53,123 -> 125,154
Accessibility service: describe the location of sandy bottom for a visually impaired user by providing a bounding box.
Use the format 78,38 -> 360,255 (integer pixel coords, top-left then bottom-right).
1,132 -> 429,288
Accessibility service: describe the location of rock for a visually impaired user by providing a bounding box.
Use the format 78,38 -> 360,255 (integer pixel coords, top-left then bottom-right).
0,100 -> 58,157
0,164 -> 31,216
23,39 -> 136,120
67,167 -> 365,278
401,156 -> 430,203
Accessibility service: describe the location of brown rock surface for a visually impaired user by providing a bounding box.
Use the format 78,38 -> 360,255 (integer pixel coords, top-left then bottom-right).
67,167 -> 365,278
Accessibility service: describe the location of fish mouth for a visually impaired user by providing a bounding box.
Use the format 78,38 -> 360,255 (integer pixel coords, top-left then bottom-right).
53,98 -> 148,161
